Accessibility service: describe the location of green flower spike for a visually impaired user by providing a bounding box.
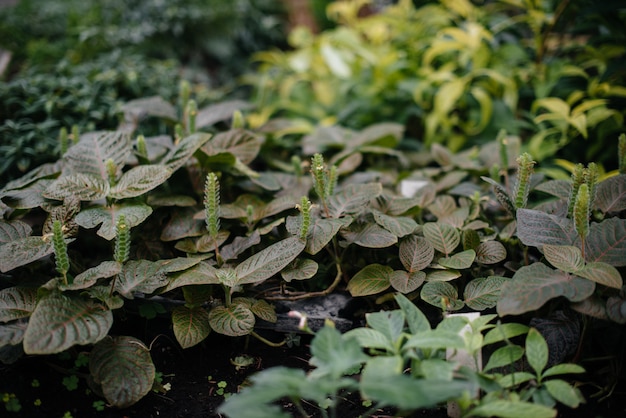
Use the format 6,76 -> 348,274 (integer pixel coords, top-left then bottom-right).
114,215 -> 130,264
513,152 -> 535,210
52,220 -> 70,284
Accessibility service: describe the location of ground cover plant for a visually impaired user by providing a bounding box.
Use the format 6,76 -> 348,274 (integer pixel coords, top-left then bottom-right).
0,0 -> 625,416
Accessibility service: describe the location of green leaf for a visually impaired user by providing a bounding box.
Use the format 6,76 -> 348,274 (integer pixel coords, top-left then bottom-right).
421,281 -> 464,310
327,183 -> 382,218
347,264 -> 392,296
122,96 -> 177,121
516,209 -> 578,248
89,336 -> 155,408
399,235 -> 435,272
162,133 -> 212,172
403,329 -> 466,351
75,203 -> 152,240
235,237 -> 305,285
196,100 -> 253,129
172,306 -> 211,349
0,236 -> 54,273
114,260 -> 168,298
372,211 -> 417,237
0,287 -> 38,322
470,400 -> 556,418
395,293 -> 431,334
464,276 -> 507,310
164,262 -> 220,292
281,258 -> 318,282
201,129 -> 261,165
63,131 -> 131,179
341,222 -> 398,248
43,173 -> 110,201
497,263 -> 596,316
483,323 -> 529,346
0,321 -> 27,346
542,245 -> 584,273
425,269 -> 461,282
475,240 -> 507,264
344,328 -> 395,352
423,222 -> 460,256
108,165 -> 172,199
0,220 -> 32,244
23,293 -> 112,354
390,270 -> 426,293
542,363 -> 585,378
157,257 -> 203,274
438,249 -> 475,269
209,304 -> 255,336
544,379 -> 583,408
61,261 -> 122,291
584,218 -> 626,266
161,207 -> 205,241
366,310 -> 405,344
306,217 -> 350,255
595,174 -> 626,213
576,262 -> 623,289
483,345 -> 525,372
497,371 -> 536,388
526,328 -> 548,375
309,325 -> 368,379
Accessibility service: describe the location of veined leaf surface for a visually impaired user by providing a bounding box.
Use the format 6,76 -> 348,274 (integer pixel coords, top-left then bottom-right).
0,287 -> 38,322
172,306 -> 211,349
235,237 -> 305,285
209,304 -> 255,336
108,165 -> 172,199
75,203 -> 152,240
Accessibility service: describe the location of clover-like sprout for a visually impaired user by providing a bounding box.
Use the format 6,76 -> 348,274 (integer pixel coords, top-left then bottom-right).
52,220 -> 70,284
204,172 -> 221,239
114,215 -> 130,264
513,152 -> 535,210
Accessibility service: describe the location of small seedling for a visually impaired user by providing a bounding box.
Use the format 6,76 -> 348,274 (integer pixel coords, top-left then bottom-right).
229,354 -> 257,371
92,400 -> 106,411
2,393 -> 21,412
62,375 -> 79,391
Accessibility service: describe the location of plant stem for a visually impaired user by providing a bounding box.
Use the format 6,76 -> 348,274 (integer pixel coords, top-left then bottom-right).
250,331 -> 286,347
267,264 -> 343,301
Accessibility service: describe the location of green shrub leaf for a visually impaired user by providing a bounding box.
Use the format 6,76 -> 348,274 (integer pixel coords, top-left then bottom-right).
395,293 -> 431,334
309,325 -> 368,379
595,174 -> 626,213
0,236 -> 55,273
172,306 -> 211,349
23,293 -> 112,354
61,261 -> 122,291
0,287 -> 38,322
372,211 -> 417,237
516,209 -> 578,248
75,203 -> 153,240
114,260 -> 168,298
584,218 -> 626,266
390,270 -> 426,293
122,96 -> 177,121
470,400 -> 556,418
497,263 -> 595,316
423,222 -> 460,256
108,165 -> 172,199
483,323 -> 529,345
484,345 -> 525,372
235,237 -> 305,285
196,100 -> 253,129
576,262 -> 623,289
306,217 -> 351,255
526,328 -> 548,375
438,249 -> 476,269
464,276 -> 507,310
327,183 -> 382,218
281,258 -> 318,282
162,133 -> 212,172
475,240 -> 507,264
89,336 -> 155,408
421,281 -> 463,310
399,235 -> 435,272
425,269 -> 461,282
344,328 -> 395,352
209,304 -> 255,336
63,131 -> 131,179
44,173 -> 110,201
0,220 -> 32,244
542,245 -> 584,273
341,222 -> 398,248
544,379 -> 583,408
164,262 -> 220,292
201,129 -> 261,165
347,264 -> 392,296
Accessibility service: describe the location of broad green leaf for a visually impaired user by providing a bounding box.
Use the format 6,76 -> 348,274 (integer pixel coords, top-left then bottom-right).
534,179 -> 571,199
483,323 -> 529,346
147,194 -> 196,207
122,96 -> 177,121
89,336 -> 155,408
327,183 -> 382,218
483,345 -> 525,372
571,296 -> 608,320
420,358 -> 457,380
576,262 -> 622,289
63,131 -> 130,179
344,328 -> 395,352
399,235 -> 435,272
544,379 -> 583,408
425,269 -> 461,282
340,222 -> 398,248
209,304 -> 255,336
23,293 -> 112,354
172,306 -> 211,349
462,229 -> 481,251
108,165 -> 172,199
516,209 -> 578,248
475,240 -> 507,264
395,293 -> 431,334
542,245 -> 584,273
0,320 -> 27,346
306,217 -> 350,255
372,211 -> 417,237
43,173 -> 110,201
281,258 -> 318,282
162,133 -> 212,172
157,257 -> 203,274
114,260 -> 168,298
196,99 -> 253,129
584,218 -> 626,266
161,207 -> 205,241
0,287 -> 38,322
497,371 -> 536,388
497,263 -> 596,316
526,328 -> 548,375
309,325 -> 368,379
421,281 -> 464,310
61,261 -> 122,291
347,264 -> 392,296
75,203 -> 152,240
366,310 -> 405,344
427,195 -> 457,219
464,276 -> 507,310
595,174 -> 626,213
390,270 -> 425,293
0,236 -> 54,273
404,329 -> 466,350
0,220 -> 32,244
1,179 -> 53,209
438,249 -> 476,269
434,77 -> 466,117
423,222 -> 460,256
201,129 -> 261,165
235,237 -> 305,285
164,262 -> 220,291
249,299 -> 277,323
542,363 -> 585,378
221,231 -> 261,261
470,400 -> 556,418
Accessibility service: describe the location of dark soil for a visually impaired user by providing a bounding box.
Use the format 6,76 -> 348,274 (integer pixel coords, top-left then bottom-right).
1,313 -> 625,418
